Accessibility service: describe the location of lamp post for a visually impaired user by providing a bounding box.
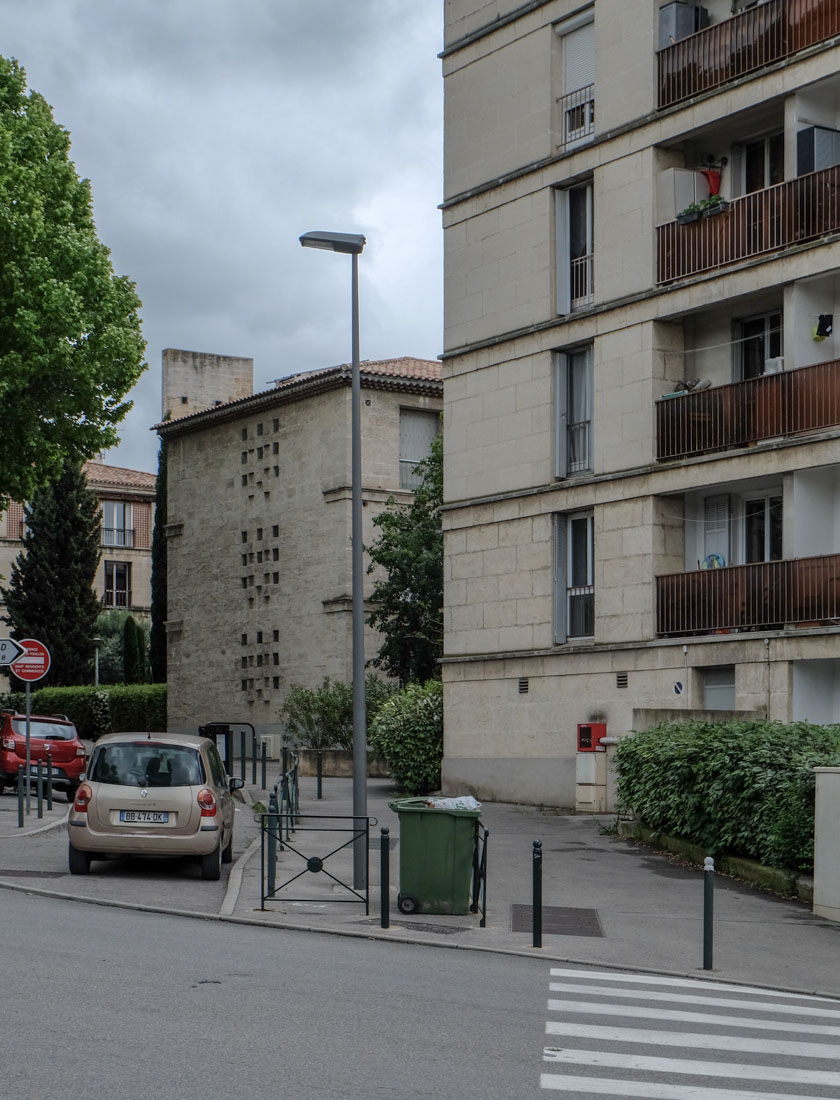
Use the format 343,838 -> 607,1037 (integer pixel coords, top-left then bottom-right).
299,229 -> 368,889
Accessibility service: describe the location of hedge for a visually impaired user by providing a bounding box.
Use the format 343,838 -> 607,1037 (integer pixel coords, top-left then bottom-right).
368,680 -> 443,794
613,718 -> 840,872
0,684 -> 166,741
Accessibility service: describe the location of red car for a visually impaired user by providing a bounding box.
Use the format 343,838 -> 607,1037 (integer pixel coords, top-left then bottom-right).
0,712 -> 86,801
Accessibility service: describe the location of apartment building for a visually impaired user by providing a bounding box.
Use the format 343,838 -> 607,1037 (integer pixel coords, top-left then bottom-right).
0,460 -> 155,619
441,0 -> 840,808
155,350 -> 442,735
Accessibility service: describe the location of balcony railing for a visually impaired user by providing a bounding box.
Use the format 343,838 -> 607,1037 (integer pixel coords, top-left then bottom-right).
658,0 -> 840,110
656,358 -> 840,460
104,589 -> 132,608
656,553 -> 840,636
570,253 -> 594,308
559,84 -> 595,149
657,164 -> 840,283
102,526 -> 135,548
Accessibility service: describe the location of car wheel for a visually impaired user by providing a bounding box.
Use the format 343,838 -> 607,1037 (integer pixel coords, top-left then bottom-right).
68,843 -> 91,875
221,833 -> 233,864
200,842 -> 222,881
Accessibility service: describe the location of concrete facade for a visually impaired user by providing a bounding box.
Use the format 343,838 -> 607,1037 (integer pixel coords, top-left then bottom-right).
156,355 -> 442,735
442,0 -> 840,806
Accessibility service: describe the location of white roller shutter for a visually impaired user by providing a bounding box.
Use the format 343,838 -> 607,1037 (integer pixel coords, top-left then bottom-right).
564,20 -> 594,95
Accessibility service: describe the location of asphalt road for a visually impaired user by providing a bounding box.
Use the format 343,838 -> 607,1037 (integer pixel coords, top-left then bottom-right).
4,891 -> 549,1100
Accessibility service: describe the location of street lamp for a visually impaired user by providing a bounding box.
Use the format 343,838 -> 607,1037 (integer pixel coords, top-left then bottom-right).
299,229 -> 367,889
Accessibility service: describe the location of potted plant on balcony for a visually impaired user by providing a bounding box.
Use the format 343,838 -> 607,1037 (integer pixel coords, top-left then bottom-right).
701,194 -> 730,217
676,202 -> 703,225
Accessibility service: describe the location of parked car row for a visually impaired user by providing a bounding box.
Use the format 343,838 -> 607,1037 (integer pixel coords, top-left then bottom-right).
0,711 -> 86,801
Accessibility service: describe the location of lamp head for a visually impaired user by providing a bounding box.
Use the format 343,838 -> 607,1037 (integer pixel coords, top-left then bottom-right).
299,230 -> 366,255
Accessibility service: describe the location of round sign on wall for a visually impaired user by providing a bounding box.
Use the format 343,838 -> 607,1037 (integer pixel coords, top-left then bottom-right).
10,638 -> 51,682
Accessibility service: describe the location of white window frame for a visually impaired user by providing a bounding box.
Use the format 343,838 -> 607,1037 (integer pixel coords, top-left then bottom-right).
556,181 -> 594,315
104,560 -> 132,608
555,346 -> 593,478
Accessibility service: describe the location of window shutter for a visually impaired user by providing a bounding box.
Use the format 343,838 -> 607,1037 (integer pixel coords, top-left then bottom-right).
555,189 -> 571,315
564,21 -> 595,95
553,514 -> 567,644
554,356 -> 568,479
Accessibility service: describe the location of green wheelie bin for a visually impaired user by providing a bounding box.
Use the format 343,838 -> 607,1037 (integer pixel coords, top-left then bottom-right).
389,796 -> 482,915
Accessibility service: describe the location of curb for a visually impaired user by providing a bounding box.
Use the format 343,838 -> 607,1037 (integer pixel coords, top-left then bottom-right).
0,809 -> 69,839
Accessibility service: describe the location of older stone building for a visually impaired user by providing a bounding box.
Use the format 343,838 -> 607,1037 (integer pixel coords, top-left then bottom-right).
156,351 -> 442,734
0,459 -> 155,620
442,0 -> 840,807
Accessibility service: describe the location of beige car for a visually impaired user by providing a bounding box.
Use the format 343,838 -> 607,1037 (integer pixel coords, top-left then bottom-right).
68,732 -> 244,880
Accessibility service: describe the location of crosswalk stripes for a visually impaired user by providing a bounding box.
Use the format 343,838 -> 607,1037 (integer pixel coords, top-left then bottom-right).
540,966 -> 840,1098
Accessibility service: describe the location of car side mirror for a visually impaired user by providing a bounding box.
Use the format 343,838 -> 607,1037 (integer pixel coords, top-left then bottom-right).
229,777 -> 245,791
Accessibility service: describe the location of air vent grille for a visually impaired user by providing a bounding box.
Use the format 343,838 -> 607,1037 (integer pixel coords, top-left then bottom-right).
518,677 -> 530,694
616,672 -> 628,689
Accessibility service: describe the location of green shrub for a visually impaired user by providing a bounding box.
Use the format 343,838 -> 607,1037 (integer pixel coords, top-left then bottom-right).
614,718 -> 840,872
279,674 -> 397,750
0,691 -> 25,713
368,680 -> 443,794
32,686 -> 112,740
103,684 -> 166,733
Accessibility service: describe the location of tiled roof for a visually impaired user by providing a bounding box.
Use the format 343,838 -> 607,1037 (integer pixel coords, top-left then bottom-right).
155,355 -> 441,433
83,461 -> 156,492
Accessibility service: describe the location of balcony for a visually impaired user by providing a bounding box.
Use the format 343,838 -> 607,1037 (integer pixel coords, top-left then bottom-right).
570,253 -> 594,308
657,164 -> 840,283
104,589 -> 132,608
656,358 -> 840,460
656,553 -> 840,636
658,0 -> 840,110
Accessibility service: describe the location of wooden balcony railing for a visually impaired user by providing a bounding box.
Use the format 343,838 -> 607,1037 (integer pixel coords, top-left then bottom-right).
656,553 -> 840,636
656,358 -> 840,460
657,164 -> 840,283
658,0 -> 840,110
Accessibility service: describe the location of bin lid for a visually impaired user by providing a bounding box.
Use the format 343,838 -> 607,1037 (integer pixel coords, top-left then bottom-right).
389,796 -> 482,816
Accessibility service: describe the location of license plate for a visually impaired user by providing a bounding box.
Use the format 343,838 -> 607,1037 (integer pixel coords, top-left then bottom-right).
119,811 -> 169,824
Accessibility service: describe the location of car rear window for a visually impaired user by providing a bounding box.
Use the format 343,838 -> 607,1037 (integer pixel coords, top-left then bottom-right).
89,744 -> 205,787
11,720 -> 77,741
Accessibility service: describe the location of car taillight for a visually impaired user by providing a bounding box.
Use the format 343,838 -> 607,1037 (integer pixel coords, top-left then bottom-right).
197,788 -> 217,817
74,783 -> 92,812
1,736 -> 15,750
75,745 -> 86,757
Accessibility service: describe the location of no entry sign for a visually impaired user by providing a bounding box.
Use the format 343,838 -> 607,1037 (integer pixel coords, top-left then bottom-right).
11,638 -> 51,682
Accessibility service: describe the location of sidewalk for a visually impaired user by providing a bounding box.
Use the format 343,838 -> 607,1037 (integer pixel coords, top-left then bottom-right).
232,774 -> 840,996
2,771 -> 840,996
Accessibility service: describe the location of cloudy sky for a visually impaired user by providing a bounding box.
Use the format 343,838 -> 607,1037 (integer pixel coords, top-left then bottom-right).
2,0 -> 443,473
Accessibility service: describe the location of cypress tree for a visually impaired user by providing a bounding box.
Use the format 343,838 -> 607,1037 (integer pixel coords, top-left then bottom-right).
122,615 -> 141,684
149,439 -> 167,682
2,460 -> 101,685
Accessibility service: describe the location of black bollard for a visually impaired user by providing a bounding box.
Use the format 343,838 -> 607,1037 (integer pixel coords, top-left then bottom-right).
532,840 -> 543,949
316,750 -> 323,799
261,739 -> 267,790
703,856 -> 715,970
17,766 -> 24,828
251,732 -> 257,786
45,751 -> 53,810
239,730 -> 246,782
36,761 -> 44,819
380,827 -> 390,929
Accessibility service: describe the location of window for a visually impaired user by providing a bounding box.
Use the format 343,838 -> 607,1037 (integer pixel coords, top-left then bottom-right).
241,428 -> 248,441
256,422 -> 263,436
104,562 -> 131,608
273,442 -> 279,455
241,531 -> 248,543
256,631 -> 263,643
744,495 -> 783,563
273,418 -> 279,431
556,181 -> 593,314
256,528 -> 263,540
556,12 -> 595,150
735,312 -> 782,380
272,525 -> 279,537
553,512 -> 594,642
272,547 -> 279,561
702,666 -> 735,710
399,409 -> 440,489
555,347 -> 593,477
732,132 -> 784,196
101,501 -> 134,547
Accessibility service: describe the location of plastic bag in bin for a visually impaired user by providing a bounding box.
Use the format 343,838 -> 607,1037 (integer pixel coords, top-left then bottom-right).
422,796 -> 481,810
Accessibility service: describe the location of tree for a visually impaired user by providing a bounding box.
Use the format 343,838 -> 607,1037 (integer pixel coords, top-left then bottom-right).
2,460 -> 101,685
366,431 -> 443,683
122,615 -> 145,684
0,56 -> 146,506
149,439 -> 167,682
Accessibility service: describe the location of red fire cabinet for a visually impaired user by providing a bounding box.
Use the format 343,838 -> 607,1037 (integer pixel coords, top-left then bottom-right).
577,722 -> 607,752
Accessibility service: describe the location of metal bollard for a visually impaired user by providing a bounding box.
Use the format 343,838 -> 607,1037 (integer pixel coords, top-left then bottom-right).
267,792 -> 278,897
45,751 -> 53,810
380,827 -> 390,929
239,730 -> 246,782
281,746 -> 288,778
251,732 -> 257,786
532,840 -> 543,949
316,750 -> 323,799
261,739 -> 267,790
703,856 -> 715,971
17,766 -> 24,828
36,761 -> 44,818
